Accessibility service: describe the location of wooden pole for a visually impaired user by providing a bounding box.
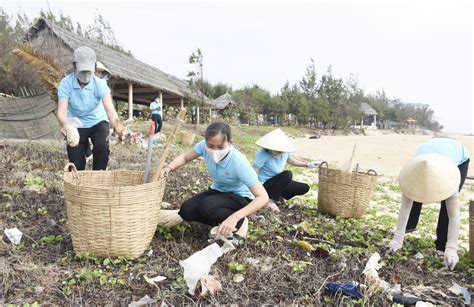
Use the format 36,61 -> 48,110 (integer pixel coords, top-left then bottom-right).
197,106 -> 200,125
128,82 -> 133,121
180,97 -> 184,108
159,91 -> 163,120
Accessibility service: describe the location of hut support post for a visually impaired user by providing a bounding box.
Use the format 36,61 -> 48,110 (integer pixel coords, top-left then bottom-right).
373,114 -> 377,127
180,97 -> 184,108
159,91 -> 163,120
128,82 -> 133,121
197,106 -> 200,125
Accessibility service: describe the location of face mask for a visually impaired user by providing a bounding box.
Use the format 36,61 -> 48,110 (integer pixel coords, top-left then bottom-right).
206,146 -> 230,163
76,71 -> 93,84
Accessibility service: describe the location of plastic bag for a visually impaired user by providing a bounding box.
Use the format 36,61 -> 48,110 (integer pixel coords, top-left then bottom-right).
65,117 -> 82,147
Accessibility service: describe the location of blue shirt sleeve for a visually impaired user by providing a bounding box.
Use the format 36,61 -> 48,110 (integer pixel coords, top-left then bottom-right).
193,139 -> 205,157
238,158 -> 260,188
96,78 -> 111,99
253,149 -> 267,169
57,77 -> 71,100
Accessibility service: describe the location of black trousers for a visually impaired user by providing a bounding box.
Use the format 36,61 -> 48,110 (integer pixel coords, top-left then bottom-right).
263,170 -> 310,201
406,159 -> 470,251
178,189 -> 251,229
67,121 -> 110,171
151,114 -> 163,133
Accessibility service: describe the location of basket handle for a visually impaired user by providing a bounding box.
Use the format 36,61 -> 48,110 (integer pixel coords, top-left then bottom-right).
319,161 -> 329,169
367,169 -> 377,176
64,162 -> 77,173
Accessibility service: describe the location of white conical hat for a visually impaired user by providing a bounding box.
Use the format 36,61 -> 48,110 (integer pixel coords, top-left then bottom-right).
96,61 -> 111,74
398,154 -> 460,203
255,128 -> 296,152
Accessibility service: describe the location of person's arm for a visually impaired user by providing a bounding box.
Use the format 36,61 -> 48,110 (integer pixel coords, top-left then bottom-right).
444,193 -> 461,270
166,149 -> 199,172
57,99 -> 69,129
102,94 -> 120,129
216,183 -> 269,236
388,194 -> 413,252
287,157 -> 309,167
252,166 -> 260,174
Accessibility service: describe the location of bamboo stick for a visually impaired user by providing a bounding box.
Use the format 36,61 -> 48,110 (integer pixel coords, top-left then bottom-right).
149,108 -> 187,182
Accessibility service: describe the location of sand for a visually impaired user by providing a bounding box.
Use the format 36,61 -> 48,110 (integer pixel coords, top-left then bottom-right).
293,130 -> 474,177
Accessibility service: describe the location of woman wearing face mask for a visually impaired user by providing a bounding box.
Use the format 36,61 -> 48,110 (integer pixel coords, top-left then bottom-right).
253,129 -> 320,211
164,122 -> 269,239
57,46 -> 123,170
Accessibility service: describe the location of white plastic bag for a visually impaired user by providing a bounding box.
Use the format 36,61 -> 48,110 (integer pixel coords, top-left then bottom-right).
4,227 -> 23,245
65,117 -> 82,147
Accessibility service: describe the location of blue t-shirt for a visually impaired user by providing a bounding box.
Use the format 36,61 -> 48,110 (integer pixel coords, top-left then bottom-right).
58,74 -> 111,128
415,137 -> 470,166
253,149 -> 292,183
193,140 -> 259,199
150,100 -> 162,116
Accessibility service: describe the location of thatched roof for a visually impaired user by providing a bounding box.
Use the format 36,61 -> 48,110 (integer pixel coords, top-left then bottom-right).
0,92 -> 61,139
212,93 -> 235,109
26,18 -> 212,106
360,102 -> 377,115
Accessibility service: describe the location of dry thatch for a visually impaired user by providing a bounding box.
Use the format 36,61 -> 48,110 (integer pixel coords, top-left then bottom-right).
360,102 -> 377,115
212,92 -> 235,109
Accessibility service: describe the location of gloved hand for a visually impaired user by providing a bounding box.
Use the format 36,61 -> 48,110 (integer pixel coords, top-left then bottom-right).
307,160 -> 323,168
444,246 -> 458,270
63,124 -> 79,147
388,230 -> 404,253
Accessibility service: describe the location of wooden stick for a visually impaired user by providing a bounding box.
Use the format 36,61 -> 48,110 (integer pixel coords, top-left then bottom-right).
149,108 -> 187,182
346,143 -> 357,172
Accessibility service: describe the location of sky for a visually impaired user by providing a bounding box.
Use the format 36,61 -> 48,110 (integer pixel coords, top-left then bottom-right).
1,0 -> 473,133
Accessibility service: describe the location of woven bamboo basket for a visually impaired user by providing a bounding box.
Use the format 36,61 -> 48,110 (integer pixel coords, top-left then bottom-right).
180,130 -> 196,146
470,200 -> 474,262
63,163 -> 168,258
317,162 -> 377,218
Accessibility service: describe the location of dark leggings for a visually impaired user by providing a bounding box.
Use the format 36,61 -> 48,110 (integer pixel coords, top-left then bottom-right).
406,159 -> 470,251
178,189 -> 251,229
67,121 -> 110,171
151,114 -> 163,133
263,170 -> 310,201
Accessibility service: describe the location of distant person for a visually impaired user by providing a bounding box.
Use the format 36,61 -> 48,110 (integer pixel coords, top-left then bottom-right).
253,129 -> 320,211
164,122 -> 269,240
95,61 -> 111,81
150,97 -> 163,135
57,46 -> 123,170
388,137 -> 470,270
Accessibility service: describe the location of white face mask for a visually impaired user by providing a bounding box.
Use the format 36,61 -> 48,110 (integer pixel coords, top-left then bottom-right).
206,146 -> 230,163
76,71 -> 93,84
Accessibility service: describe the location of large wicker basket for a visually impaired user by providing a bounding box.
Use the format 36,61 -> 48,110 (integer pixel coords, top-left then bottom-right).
63,164 -> 167,258
180,130 -> 196,146
470,200 -> 474,262
317,162 -> 377,218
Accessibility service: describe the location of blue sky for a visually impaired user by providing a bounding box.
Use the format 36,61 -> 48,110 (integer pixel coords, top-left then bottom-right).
2,0 -> 472,133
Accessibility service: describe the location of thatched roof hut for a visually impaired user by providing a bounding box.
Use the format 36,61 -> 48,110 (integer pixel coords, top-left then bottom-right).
360,102 -> 377,115
26,18 -> 212,120
212,93 -> 235,110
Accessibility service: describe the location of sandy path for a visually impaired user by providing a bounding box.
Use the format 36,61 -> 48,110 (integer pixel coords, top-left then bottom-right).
293,131 -> 474,177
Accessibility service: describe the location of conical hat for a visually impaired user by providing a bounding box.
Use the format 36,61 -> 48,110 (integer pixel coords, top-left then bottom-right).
255,129 -> 296,152
398,154 -> 460,203
96,61 -> 110,74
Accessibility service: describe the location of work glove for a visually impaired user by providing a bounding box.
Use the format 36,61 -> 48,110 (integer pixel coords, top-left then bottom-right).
307,160 -> 323,168
388,230 -> 404,253
63,124 -> 79,147
444,245 -> 459,270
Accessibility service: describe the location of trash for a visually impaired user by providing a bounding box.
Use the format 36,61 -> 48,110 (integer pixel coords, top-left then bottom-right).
144,275 -> 166,288
297,240 -> 315,251
245,257 -> 260,267
362,252 -> 383,282
392,292 -> 421,305
260,257 -> 274,272
415,302 -> 435,307
128,295 -> 157,307
415,252 -> 424,260
146,249 -> 153,257
448,282 -> 471,305
200,275 -> 222,296
313,247 -> 330,259
180,241 -> 234,295
233,274 -> 245,283
325,281 -> 361,298
4,228 -> 22,245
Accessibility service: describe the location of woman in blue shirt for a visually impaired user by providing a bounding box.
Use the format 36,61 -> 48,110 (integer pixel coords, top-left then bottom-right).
165,122 -> 269,239
253,129 -> 319,211
150,97 -> 163,134
57,46 -> 123,170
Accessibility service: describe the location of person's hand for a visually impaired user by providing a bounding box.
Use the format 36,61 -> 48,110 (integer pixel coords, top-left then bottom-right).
163,166 -> 172,175
388,230 -> 404,253
61,125 -> 67,136
114,118 -> 125,134
307,161 -> 323,168
216,215 -> 239,237
444,247 -> 458,270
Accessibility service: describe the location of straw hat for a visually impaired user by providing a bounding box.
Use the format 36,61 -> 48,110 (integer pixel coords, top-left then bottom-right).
398,154 -> 460,203
96,61 -> 111,74
256,128 -> 296,152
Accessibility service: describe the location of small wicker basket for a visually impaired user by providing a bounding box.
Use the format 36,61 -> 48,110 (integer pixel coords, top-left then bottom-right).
470,200 -> 474,262
180,131 -> 196,146
317,162 -> 377,218
63,163 -> 167,258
